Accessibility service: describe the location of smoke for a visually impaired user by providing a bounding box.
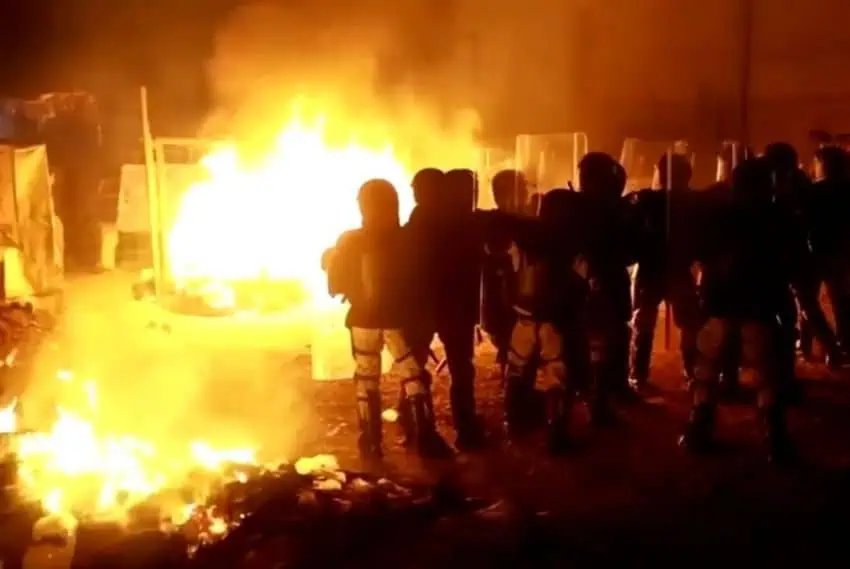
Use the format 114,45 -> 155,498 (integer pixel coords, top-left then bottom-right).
22,274 -> 317,463
14,0 -> 587,478
197,0 -> 485,169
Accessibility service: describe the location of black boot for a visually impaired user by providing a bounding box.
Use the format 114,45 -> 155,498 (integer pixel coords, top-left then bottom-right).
406,393 -> 454,459
356,391 -> 383,462
629,334 -> 653,390
622,376 -> 649,402
398,371 -> 433,446
589,363 -> 618,427
681,338 -> 698,391
718,369 -> 744,402
589,394 -> 617,427
760,405 -> 796,465
779,375 -> 805,407
504,380 -> 535,439
678,403 -> 715,453
546,388 -> 572,455
451,374 -> 487,451
825,346 -> 849,371
796,327 -> 815,363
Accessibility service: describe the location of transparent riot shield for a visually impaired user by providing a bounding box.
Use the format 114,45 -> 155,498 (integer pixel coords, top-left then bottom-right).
719,140 -> 751,168
515,132 -> 589,196
474,147 -> 516,210
620,138 -> 691,193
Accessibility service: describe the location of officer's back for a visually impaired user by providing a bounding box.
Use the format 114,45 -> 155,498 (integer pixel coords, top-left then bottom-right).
578,153 -> 635,322
809,146 -> 850,262
630,154 -> 702,272
699,158 -> 803,321
437,169 -> 482,317
327,180 -> 413,330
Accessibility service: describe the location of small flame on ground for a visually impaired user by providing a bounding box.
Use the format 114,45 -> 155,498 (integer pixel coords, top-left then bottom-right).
4,371 -> 259,523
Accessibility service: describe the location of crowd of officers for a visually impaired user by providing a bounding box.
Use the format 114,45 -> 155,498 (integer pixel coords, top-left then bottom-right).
321,141 -> 850,467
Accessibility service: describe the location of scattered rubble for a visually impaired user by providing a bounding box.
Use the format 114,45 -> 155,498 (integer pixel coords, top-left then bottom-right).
0,456 -> 488,569
0,301 -> 53,406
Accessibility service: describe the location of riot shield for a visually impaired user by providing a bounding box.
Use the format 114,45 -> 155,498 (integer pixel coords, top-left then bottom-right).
620,138 -> 691,193
515,132 -> 589,195
720,140 -> 750,168
474,147 -> 515,210
810,130 -> 850,151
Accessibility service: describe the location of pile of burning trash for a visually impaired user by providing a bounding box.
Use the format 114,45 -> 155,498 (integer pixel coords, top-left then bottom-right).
0,302 -> 49,364
1,453 -> 484,569
0,302 -> 52,408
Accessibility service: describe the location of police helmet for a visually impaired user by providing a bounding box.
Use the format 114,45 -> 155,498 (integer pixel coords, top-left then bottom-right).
491,169 -> 528,211
578,152 -> 626,198
814,145 -> 850,181
445,168 -> 478,212
357,178 -> 400,226
411,168 -> 444,208
731,157 -> 773,204
655,153 -> 693,189
763,142 -> 799,173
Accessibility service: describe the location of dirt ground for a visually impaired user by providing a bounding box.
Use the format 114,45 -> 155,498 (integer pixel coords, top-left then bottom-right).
302,340 -> 850,568
12,272 -> 850,567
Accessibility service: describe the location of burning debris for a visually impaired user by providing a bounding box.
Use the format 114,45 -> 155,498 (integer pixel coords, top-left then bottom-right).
1,451 -> 485,569
0,302 -> 50,371
0,320 -> 485,568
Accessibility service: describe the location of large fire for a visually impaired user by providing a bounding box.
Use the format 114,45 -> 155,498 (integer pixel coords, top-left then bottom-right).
0,107 -> 477,534
167,112 -> 416,307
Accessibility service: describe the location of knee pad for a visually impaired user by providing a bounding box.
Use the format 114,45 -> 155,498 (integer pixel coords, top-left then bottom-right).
354,354 -> 381,378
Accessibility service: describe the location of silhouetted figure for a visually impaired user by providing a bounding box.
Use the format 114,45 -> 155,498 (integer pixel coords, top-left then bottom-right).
502,188 -> 587,452
809,145 -> 850,358
404,168 -> 486,450
322,178 -> 451,462
628,154 -> 701,392
682,158 -> 798,463
577,152 -> 636,421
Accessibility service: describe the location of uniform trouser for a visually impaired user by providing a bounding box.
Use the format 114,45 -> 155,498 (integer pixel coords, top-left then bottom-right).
588,318 -> 629,398
483,308 -> 516,369
721,325 -> 741,385
410,314 -> 478,430
505,318 -> 585,399
691,317 -> 780,409
484,313 -> 540,391
351,327 -> 425,429
631,270 -> 700,382
796,282 -> 840,358
825,266 -> 850,349
777,294 -> 804,400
